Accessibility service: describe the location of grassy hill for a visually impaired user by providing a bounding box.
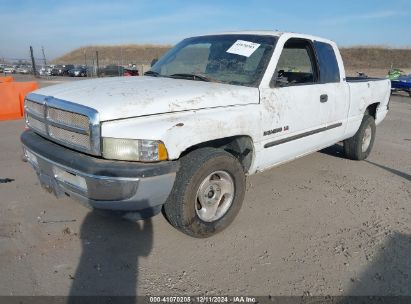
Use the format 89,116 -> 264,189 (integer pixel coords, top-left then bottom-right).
54,44 -> 411,76
54,44 -> 172,66
340,47 -> 411,69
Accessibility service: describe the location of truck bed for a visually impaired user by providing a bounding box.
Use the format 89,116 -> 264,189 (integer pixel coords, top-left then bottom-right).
344,76 -> 391,139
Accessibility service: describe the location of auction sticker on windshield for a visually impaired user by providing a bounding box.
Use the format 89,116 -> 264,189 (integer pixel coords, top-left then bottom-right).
226,40 -> 261,57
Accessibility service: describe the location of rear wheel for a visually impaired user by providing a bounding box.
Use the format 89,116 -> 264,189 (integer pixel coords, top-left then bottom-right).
163,148 -> 246,238
343,114 -> 376,160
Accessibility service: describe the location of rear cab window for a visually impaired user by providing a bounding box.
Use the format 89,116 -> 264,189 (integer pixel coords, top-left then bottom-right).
313,41 -> 340,83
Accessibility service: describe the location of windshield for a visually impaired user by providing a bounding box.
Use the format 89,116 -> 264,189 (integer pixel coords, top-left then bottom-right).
149,34 -> 277,87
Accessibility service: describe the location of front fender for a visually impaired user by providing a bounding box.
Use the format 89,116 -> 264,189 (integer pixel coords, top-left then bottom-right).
101,105 -> 261,160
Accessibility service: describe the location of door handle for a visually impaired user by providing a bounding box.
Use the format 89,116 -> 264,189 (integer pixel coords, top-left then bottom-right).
320,94 -> 328,103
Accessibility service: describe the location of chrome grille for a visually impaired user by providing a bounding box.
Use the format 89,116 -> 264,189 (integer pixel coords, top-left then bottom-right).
25,100 -> 44,117
49,125 -> 91,150
47,107 -> 89,129
26,115 -> 46,133
24,93 -> 100,155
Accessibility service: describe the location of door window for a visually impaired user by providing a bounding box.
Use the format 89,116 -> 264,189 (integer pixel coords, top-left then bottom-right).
272,39 -> 318,87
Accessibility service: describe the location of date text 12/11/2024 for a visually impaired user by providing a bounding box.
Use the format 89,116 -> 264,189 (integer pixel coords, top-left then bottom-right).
148,296 -> 257,303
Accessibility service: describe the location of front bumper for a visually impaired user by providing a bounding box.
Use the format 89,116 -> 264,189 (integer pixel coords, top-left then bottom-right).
21,130 -> 178,211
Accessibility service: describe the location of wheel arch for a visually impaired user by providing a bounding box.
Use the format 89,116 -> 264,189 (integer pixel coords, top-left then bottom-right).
366,102 -> 380,119
179,135 -> 255,173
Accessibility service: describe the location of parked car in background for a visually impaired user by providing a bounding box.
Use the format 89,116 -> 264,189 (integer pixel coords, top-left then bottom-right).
16,66 -> 32,74
124,68 -> 139,76
4,66 -> 16,74
99,65 -> 124,77
51,64 -> 75,76
68,66 -> 89,77
38,66 -> 53,76
99,65 -> 140,77
50,65 -> 64,76
386,68 -> 411,97
63,65 -> 75,75
391,74 -> 411,97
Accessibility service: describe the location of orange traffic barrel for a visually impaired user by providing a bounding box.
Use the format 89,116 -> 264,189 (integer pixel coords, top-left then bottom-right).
0,81 -> 39,121
0,76 -> 14,83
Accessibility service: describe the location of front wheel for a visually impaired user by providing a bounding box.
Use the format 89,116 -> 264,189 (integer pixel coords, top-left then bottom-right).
163,148 -> 246,238
343,114 -> 376,160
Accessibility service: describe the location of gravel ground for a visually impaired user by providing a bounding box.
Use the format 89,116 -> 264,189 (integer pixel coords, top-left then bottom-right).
0,87 -> 410,296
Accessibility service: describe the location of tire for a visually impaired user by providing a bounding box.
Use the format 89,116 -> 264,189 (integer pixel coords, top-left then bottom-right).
163,148 -> 246,238
343,114 -> 376,160
408,91 -> 411,98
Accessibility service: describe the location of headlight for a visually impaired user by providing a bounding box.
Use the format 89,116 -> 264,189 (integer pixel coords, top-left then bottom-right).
102,138 -> 168,162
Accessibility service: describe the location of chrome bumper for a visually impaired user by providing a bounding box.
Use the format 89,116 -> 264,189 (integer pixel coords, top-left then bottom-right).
21,130 -> 177,211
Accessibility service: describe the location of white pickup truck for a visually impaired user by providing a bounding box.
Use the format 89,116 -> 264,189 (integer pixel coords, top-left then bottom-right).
21,31 -> 390,237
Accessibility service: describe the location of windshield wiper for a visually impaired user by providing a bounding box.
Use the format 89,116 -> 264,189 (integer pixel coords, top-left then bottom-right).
144,70 -> 161,77
169,73 -> 212,82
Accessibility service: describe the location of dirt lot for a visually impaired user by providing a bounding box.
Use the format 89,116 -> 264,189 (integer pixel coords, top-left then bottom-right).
0,78 -> 410,296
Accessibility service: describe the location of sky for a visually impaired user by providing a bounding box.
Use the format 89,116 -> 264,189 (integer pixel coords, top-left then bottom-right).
1,0 -> 410,60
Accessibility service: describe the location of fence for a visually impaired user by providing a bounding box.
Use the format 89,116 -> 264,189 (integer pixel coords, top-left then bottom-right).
0,49 -> 155,80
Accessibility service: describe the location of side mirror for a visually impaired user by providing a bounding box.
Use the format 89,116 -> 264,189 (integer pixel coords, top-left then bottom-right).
272,69 -> 288,87
151,58 -> 158,67
274,77 -> 289,87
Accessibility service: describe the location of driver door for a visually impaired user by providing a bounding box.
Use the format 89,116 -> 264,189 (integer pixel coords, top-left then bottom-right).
257,38 -> 330,170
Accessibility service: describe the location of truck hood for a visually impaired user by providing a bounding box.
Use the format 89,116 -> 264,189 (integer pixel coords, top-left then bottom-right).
34,76 -> 260,121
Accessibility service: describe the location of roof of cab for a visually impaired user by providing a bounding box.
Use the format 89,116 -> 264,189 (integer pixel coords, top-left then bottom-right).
198,30 -> 336,45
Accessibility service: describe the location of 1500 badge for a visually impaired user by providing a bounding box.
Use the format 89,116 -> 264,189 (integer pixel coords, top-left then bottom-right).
263,125 -> 289,136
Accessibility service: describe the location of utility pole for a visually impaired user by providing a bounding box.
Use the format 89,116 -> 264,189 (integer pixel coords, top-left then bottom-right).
120,48 -> 123,77
96,51 -> 99,77
30,46 -> 38,78
41,46 -> 47,66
